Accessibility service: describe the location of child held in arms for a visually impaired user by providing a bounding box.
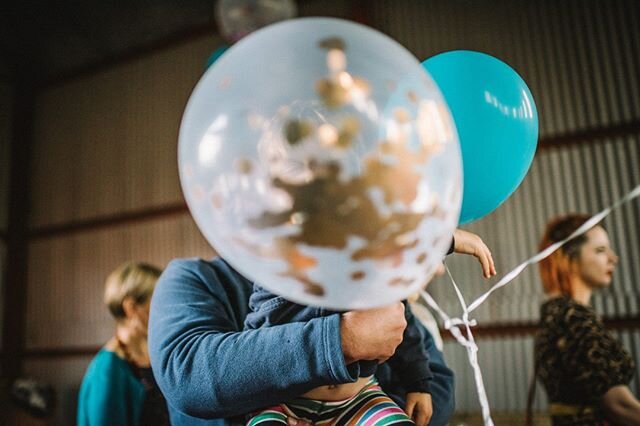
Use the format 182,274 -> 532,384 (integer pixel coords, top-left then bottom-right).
245,229 -> 495,426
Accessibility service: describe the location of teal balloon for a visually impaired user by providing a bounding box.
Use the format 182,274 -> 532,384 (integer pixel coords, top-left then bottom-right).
205,45 -> 230,69
423,51 -> 538,224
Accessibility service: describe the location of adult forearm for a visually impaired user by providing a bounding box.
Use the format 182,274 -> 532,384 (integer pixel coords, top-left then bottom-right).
605,402 -> 640,426
602,385 -> 640,426
151,315 -> 356,418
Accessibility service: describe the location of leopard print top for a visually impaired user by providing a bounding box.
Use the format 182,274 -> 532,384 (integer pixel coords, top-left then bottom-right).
534,297 -> 635,426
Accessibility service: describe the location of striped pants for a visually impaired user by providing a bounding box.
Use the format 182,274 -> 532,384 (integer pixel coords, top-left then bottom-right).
246,379 -> 414,426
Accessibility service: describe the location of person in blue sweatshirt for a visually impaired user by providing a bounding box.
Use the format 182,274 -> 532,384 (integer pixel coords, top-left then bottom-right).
148,230 -> 494,426
243,229 -> 494,426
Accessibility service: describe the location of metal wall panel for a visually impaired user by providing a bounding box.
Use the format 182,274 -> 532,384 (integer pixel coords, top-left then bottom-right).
370,0 -> 640,137
25,214 -> 213,349
28,34 -> 218,229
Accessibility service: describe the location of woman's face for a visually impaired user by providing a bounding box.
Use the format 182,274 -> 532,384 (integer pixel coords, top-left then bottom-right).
134,299 -> 152,329
574,226 -> 618,288
122,297 -> 151,333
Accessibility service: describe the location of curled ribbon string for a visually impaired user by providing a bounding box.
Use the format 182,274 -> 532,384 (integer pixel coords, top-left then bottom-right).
420,288 -> 494,426
419,183 -> 640,426
446,264 -> 494,426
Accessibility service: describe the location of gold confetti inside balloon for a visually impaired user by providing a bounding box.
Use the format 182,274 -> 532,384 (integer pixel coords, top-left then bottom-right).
179,17 -> 462,309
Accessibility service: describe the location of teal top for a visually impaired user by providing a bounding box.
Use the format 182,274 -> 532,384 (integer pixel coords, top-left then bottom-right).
77,348 -> 145,426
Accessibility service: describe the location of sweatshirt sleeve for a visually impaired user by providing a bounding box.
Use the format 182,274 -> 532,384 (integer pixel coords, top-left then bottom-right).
422,336 -> 455,425
148,259 -> 358,420
385,302 -> 433,393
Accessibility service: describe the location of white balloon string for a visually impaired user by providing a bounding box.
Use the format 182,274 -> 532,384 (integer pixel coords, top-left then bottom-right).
418,183 -> 640,426
447,265 -> 494,426
420,288 -> 494,426
420,289 -> 469,346
446,263 -> 469,313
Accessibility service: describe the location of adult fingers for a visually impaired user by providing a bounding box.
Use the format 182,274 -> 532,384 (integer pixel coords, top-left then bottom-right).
405,399 -> 416,420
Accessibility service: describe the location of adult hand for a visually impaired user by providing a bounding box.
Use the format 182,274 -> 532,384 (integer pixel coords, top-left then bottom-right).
340,302 -> 407,364
118,317 -> 151,368
453,229 -> 496,278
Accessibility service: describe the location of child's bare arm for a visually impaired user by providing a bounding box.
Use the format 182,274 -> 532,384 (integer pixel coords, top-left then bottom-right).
452,229 -> 496,278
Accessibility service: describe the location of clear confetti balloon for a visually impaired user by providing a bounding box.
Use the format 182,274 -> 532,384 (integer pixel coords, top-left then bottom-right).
179,17 -> 462,309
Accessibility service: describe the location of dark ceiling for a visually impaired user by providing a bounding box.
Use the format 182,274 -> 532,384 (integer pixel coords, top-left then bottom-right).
0,1 -> 359,87
0,1 -> 217,85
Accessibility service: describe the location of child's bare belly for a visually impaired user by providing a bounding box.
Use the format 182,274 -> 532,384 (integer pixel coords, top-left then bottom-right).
301,376 -> 372,401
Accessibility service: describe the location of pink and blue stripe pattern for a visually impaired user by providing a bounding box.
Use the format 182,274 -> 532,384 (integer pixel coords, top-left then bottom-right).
247,379 -> 414,426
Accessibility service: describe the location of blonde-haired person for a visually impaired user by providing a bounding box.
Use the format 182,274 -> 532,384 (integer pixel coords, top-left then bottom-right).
77,262 -> 169,426
534,214 -> 640,426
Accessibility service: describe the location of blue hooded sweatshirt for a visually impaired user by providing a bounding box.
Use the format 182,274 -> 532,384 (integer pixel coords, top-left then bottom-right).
148,258 -> 454,425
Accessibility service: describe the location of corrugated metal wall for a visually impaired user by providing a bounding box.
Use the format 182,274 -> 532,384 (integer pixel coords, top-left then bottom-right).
371,0 -> 640,134
435,136 -> 640,413
21,34 -> 218,424
9,0 -> 640,423
25,35 -> 221,343
367,0 -> 640,415
25,216 -> 213,349
28,40 -> 208,227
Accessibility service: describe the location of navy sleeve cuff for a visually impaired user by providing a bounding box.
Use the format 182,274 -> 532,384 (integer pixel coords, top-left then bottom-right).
324,314 -> 360,383
405,377 -> 432,393
447,236 -> 455,255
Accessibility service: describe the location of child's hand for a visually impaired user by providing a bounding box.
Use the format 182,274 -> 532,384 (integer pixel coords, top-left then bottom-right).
405,392 -> 432,426
287,417 -> 312,426
453,229 -> 496,278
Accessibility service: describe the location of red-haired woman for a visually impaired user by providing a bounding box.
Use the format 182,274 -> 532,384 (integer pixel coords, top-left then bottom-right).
535,214 -> 640,425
